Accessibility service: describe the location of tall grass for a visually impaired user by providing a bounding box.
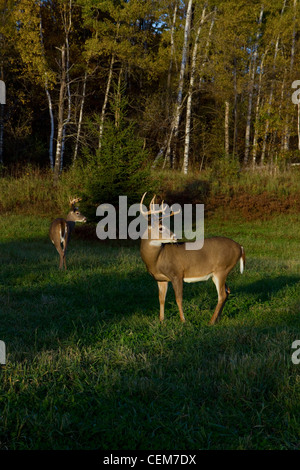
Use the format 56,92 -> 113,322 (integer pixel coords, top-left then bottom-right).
0,166 -> 82,216
0,165 -> 300,218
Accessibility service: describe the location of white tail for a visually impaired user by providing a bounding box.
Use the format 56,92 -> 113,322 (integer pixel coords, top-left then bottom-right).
240,247 -> 245,274
139,193 -> 245,324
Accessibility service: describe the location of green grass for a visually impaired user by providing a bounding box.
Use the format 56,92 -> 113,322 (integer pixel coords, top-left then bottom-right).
0,213 -> 299,450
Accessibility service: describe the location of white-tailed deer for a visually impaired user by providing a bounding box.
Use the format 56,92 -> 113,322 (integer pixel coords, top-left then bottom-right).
49,197 -> 87,269
140,193 -> 245,325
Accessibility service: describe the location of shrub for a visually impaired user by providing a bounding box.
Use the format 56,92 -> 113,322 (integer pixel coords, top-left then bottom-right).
76,112 -> 155,221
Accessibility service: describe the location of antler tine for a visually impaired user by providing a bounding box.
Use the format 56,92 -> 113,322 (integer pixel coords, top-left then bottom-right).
140,192 -> 150,217
69,196 -> 82,206
170,208 -> 181,216
140,193 -> 166,217
160,206 -> 181,219
149,194 -> 156,210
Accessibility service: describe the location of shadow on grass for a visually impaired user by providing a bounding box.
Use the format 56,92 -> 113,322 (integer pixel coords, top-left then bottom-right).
0,236 -> 300,450
236,275 -> 300,300
0,233 -> 299,354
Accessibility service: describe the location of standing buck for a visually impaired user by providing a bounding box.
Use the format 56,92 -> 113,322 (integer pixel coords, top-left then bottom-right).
49,197 -> 87,269
139,193 -> 245,325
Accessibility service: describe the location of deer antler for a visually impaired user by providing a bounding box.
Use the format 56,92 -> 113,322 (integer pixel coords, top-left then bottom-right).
140,192 -> 166,217
160,206 -> 181,219
69,197 -> 82,207
140,192 -> 181,218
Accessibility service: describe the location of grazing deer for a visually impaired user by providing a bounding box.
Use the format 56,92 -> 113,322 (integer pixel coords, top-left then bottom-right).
139,193 -> 245,325
49,197 -> 87,270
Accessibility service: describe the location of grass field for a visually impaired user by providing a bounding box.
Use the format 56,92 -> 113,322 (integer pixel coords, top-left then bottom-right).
0,212 -> 299,450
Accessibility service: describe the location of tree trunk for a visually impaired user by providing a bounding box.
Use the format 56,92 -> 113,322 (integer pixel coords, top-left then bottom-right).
199,7 -> 216,87
54,44 -> 66,178
0,103 -> 3,164
98,54 -> 115,150
233,58 -> 238,155
0,69 -> 4,164
283,0 -> 297,152
297,103 -> 300,151
114,67 -> 123,129
260,0 -> 286,165
252,49 -> 268,166
73,70 -> 87,163
152,3 -> 178,169
45,82 -> 54,170
60,0 -> 73,171
224,101 -> 230,157
166,0 -> 193,169
182,3 -> 207,174
39,3 -> 54,169
166,1 -> 178,109
244,5 -> 264,165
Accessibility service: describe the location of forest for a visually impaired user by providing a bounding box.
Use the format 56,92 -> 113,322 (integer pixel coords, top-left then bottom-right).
1,0 -> 300,179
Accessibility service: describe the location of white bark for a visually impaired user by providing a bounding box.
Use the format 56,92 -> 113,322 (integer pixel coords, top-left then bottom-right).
45,82 -> 54,170
60,0 -> 72,171
165,0 -> 193,168
260,0 -> 286,165
233,58 -> 238,155
0,69 -> 4,163
73,70 -> 87,162
244,5 -> 264,165
0,102 -> 3,164
39,3 -> 54,169
98,54 -> 115,150
167,2 -> 178,102
199,7 -> 215,87
283,0 -> 297,152
252,49 -> 268,166
224,101 -> 230,157
182,3 -> 207,174
298,104 -> 300,151
54,44 -> 66,177
152,3 -> 178,169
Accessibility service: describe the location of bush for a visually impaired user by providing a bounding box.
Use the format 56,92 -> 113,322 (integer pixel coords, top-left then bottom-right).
209,154 -> 240,194
77,113 -> 155,221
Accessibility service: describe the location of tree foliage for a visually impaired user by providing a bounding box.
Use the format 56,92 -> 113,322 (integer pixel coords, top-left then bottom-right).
1,0 -> 300,175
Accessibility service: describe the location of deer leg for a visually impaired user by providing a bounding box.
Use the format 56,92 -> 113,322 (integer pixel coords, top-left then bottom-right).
209,274 -> 229,325
59,253 -> 64,270
55,245 -> 64,270
158,281 -> 168,322
62,239 -> 67,270
172,278 -> 185,322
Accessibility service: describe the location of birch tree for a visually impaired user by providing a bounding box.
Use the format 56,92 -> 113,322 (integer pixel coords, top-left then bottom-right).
163,0 -> 193,169
260,0 -> 287,165
244,5 -> 264,165
282,0 -> 297,153
252,48 -> 268,166
73,70 -> 88,162
182,2 -> 208,174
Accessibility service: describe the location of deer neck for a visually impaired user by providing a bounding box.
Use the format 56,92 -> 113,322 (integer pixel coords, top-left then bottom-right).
65,216 -> 76,234
140,238 -> 165,273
